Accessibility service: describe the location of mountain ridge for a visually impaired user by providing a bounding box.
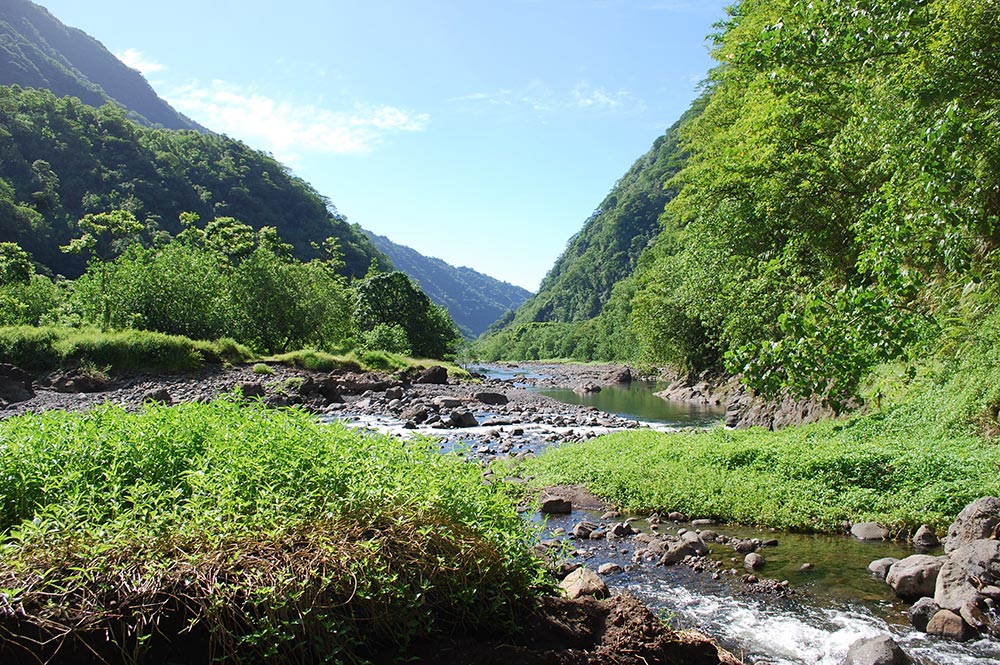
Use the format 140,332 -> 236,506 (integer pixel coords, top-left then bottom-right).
364,230 -> 532,339
0,0 -> 203,131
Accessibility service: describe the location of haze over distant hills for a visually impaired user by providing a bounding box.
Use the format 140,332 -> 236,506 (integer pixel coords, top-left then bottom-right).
0,0 -> 202,131
364,231 -> 532,339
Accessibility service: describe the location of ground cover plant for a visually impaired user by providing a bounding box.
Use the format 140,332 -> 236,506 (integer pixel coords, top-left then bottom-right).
0,399 -> 547,663
0,325 -> 254,372
523,323 -> 1000,533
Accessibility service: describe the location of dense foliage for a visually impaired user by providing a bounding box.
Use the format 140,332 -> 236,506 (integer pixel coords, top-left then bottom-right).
0,400 -> 546,663
484,0 -> 1000,408
1,210 -> 460,358
365,230 -> 532,339
524,304 -> 1000,532
0,85 -> 389,278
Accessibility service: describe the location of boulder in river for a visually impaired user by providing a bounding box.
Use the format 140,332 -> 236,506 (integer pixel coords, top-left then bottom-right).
867,557 -> 899,581
885,555 -> 943,601
945,496 -> 1000,553
844,634 -> 913,665
414,365 -> 449,385
926,609 -> 976,641
851,522 -> 889,541
539,494 -> 572,515
448,409 -> 479,428
575,382 -> 602,394
912,524 -> 939,549
908,597 -> 941,632
744,553 -> 765,571
473,391 -> 508,406
559,567 -> 609,600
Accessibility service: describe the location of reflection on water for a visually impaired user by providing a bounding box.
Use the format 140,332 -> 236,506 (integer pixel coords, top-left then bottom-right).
537,381 -> 725,426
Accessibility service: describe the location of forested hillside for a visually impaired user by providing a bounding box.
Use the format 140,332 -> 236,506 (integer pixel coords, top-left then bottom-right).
365,230 -> 531,339
0,85 -> 388,278
508,109 -> 695,327
480,0 -> 1000,408
0,0 -> 202,131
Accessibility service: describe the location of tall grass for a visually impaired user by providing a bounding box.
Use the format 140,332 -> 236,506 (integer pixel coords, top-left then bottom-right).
0,325 -> 253,372
0,399 -> 545,663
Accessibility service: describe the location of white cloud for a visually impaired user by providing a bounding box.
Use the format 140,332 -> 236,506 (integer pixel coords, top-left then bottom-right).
572,81 -> 639,111
450,80 -> 641,115
115,48 -> 166,76
166,81 -> 429,156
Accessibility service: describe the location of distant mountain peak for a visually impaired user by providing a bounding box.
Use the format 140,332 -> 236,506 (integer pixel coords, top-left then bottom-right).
363,230 -> 532,339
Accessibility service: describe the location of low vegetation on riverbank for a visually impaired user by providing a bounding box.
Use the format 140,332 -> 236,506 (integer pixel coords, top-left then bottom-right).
525,316 -> 1000,533
0,399 -> 546,663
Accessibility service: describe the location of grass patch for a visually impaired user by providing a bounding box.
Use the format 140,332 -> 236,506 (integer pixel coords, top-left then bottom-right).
523,421 -> 1000,533
0,400 -> 546,663
0,326 -> 253,373
271,347 -> 472,380
524,315 -> 1000,534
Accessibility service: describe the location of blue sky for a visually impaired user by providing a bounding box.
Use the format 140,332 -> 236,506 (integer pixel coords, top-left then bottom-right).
39,0 -> 729,291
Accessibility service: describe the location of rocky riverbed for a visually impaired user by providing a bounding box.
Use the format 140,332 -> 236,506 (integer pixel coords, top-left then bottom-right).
0,360 -> 742,664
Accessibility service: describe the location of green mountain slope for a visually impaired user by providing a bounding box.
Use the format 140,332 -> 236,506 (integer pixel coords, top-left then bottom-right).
0,85 -> 387,278
364,230 -> 531,339
509,109 -> 695,326
0,0 -> 202,131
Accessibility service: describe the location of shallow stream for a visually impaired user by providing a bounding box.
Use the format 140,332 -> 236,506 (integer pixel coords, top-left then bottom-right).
479,364 -> 1000,664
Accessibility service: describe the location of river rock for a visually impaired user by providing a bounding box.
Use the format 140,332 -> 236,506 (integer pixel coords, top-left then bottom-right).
912,524 -> 940,549
607,367 -> 633,384
934,559 -> 980,613
679,530 -> 709,556
473,391 -> 508,406
0,364 -> 34,403
659,539 -> 698,565
572,520 -> 599,539
433,396 -> 465,409
744,553 -> 765,571
851,522 -> 889,541
844,634 -> 913,665
48,367 -> 107,393
559,567 -> 609,600
946,496 -> 1000,553
667,511 -> 688,522
239,382 -> 266,398
886,554 -> 943,601
609,522 -> 637,539
691,518 -> 717,527
385,386 -> 404,401
142,388 -> 172,405
926,609 -> 975,641
400,405 -> 429,424
448,409 -> 479,428
575,382 -> 602,394
733,538 -> 759,554
909,597 -> 940,632
950,538 -> 1000,584
539,494 -> 572,515
868,557 -> 899,580
414,365 -> 448,385
598,562 -> 622,576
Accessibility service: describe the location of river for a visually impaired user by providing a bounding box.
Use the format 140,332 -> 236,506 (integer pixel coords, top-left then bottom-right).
478,364 -> 1000,664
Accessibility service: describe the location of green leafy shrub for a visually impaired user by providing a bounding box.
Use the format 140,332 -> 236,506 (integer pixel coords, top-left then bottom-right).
0,401 -> 546,663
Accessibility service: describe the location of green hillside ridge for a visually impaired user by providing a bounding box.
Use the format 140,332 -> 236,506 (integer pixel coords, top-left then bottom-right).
0,85 -> 388,278
481,0 -> 1000,412
0,0 -> 202,131
364,230 -> 531,339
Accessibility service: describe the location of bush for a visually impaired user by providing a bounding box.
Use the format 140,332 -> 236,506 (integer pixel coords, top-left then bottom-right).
0,401 -> 546,663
